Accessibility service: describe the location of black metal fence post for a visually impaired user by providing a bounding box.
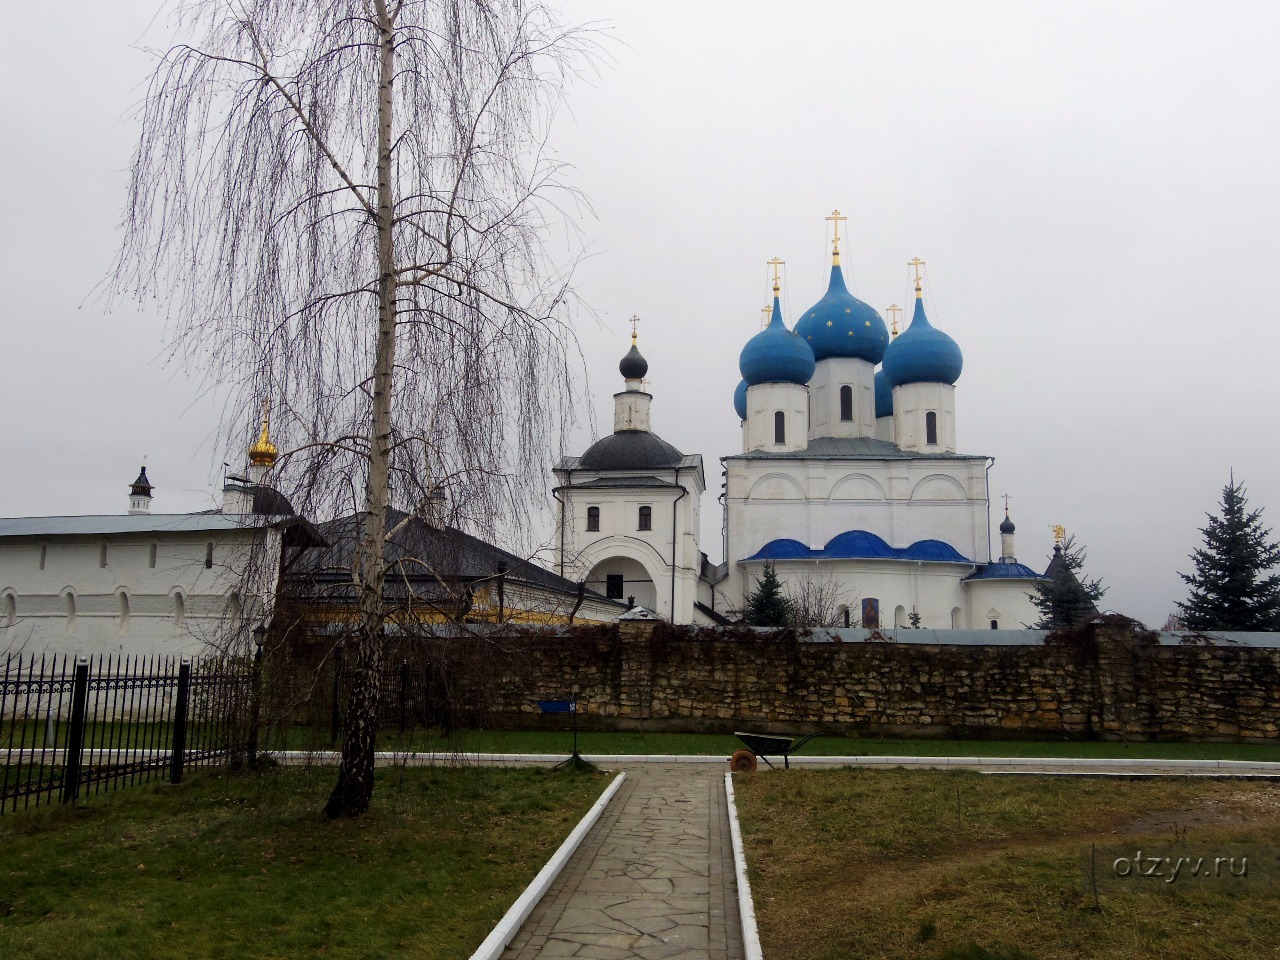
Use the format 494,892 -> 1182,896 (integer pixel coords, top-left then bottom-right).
60,656 -> 90,805
170,658 -> 192,784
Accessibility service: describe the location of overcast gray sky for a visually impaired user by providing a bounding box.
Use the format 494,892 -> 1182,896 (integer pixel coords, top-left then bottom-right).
3,1 -> 1278,627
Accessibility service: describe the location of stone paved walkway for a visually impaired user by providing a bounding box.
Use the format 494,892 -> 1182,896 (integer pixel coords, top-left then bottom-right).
500,764 -> 744,960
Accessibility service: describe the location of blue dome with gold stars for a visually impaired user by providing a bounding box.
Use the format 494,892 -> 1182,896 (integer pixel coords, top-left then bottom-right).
794,264 -> 888,363
739,295 -> 816,386
881,294 -> 963,387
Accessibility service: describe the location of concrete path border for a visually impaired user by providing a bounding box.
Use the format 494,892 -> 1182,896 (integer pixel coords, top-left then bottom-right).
469,772 -> 627,960
269,750 -> 1280,777
723,773 -> 763,960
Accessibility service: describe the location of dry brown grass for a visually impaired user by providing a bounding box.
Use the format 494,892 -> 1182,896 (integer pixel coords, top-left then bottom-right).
735,769 -> 1280,960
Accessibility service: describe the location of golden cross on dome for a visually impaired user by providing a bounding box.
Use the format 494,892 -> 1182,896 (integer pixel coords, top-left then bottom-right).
908,257 -> 926,296
760,304 -> 772,329
629,314 -> 640,343
1052,524 -> 1066,545
825,209 -> 847,263
887,303 -> 902,337
767,257 -> 785,293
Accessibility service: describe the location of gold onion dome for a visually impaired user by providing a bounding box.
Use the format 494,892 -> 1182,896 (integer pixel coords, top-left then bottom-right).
248,402 -> 278,468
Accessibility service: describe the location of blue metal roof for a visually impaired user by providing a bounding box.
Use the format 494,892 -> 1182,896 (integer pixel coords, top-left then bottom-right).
733,378 -> 747,420
794,264 -> 888,363
874,368 -> 893,419
744,529 -> 972,563
963,561 -> 1045,581
739,295 -> 816,386
903,539 -> 971,562
881,295 -> 963,387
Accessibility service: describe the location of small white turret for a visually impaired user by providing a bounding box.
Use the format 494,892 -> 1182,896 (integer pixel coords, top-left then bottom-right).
128,464 -> 153,515
614,318 -> 653,432
999,507 -> 1017,563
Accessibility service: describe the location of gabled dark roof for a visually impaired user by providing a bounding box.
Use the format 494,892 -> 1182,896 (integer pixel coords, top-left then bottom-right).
291,508 -> 620,607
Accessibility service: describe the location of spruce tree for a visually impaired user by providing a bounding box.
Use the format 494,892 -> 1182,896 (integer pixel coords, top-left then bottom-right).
1031,534 -> 1106,629
744,562 -> 793,627
1177,477 -> 1280,631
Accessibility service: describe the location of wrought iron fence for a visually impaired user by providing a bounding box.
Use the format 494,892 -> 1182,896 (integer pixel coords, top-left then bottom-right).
1,652 -> 254,814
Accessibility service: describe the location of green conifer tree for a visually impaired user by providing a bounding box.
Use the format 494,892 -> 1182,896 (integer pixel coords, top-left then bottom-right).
743,562 -> 793,627
1177,476 -> 1280,631
1031,534 -> 1105,629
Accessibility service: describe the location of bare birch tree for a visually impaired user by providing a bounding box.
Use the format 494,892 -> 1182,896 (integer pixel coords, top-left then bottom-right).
106,0 -> 593,816
786,575 -> 856,629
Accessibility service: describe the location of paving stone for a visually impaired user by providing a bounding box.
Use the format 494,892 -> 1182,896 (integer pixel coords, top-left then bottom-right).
499,764 -> 745,960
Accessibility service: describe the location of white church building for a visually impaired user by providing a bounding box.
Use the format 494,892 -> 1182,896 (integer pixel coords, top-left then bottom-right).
0,413 -> 320,657
554,219 -> 1045,628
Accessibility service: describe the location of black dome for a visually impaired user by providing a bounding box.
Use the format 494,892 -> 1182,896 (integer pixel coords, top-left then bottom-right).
578,431 -> 683,471
251,484 -> 296,516
619,343 -> 648,380
999,514 -> 1015,535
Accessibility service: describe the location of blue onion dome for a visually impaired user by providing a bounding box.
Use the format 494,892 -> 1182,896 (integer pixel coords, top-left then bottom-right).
881,292 -> 963,387
619,336 -> 648,380
794,262 -> 888,363
999,510 -> 1016,535
739,292 -> 816,386
733,379 -> 748,420
874,369 -> 893,419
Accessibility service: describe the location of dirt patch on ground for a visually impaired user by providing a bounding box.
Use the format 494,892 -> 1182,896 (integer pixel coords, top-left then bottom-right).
1115,783 -> 1280,835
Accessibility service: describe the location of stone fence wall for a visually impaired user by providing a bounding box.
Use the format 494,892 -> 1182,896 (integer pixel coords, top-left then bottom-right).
275,620 -> 1280,742
436,621 -> 1280,742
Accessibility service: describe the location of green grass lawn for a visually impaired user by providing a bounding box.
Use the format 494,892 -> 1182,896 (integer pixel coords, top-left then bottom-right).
735,768 -> 1280,960
347,727 -> 1280,762
0,764 -> 606,960
17,720 -> 1280,762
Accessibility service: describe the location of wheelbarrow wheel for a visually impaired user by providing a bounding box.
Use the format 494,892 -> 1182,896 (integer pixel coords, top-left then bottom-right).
729,748 -> 758,773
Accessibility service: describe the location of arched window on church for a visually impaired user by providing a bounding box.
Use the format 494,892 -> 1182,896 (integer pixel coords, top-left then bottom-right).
838,604 -> 850,628
840,385 -> 853,421
205,542 -> 214,569
951,606 -> 962,629
894,604 -> 907,628
3,593 -> 15,628
774,411 -> 785,444
65,592 -> 76,633
118,591 -> 131,635
173,592 -> 186,629
99,542 -> 108,568
925,411 -> 938,445
149,543 -> 158,569
638,506 -> 652,531
586,506 -> 600,532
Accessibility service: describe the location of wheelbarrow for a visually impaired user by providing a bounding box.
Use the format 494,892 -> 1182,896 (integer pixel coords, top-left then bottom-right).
729,731 -> 820,771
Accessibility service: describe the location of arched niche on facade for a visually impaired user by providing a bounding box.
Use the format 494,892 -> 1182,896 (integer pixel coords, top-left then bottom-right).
909,474 -> 967,502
